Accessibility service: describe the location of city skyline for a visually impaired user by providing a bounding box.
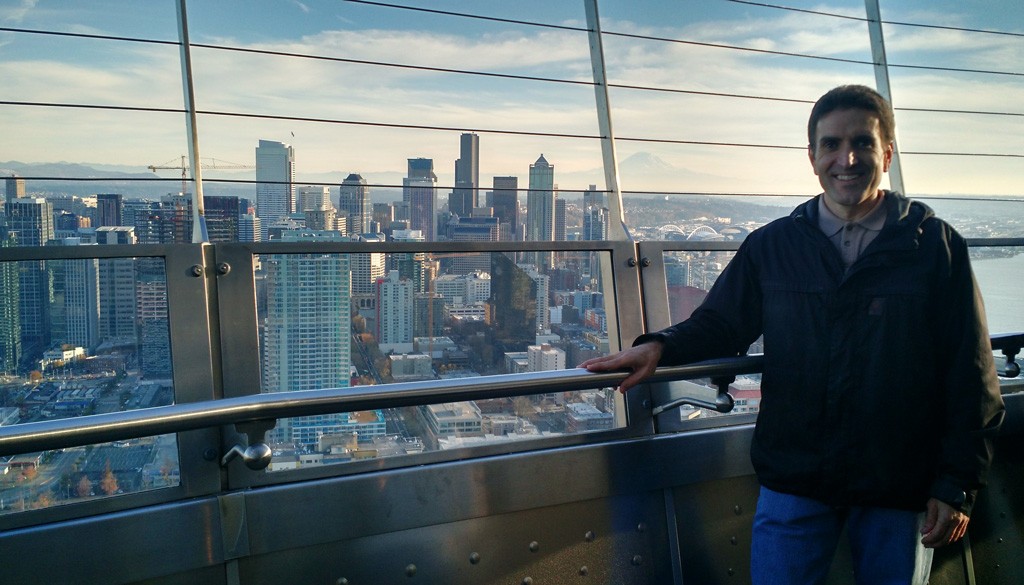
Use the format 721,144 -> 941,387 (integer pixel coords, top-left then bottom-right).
1,1 -> 1020,199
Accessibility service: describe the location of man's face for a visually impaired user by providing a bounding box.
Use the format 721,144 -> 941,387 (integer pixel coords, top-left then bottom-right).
808,108 -> 894,220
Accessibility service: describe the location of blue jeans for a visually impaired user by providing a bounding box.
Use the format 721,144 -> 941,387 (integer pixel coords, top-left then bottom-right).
751,486 -> 933,585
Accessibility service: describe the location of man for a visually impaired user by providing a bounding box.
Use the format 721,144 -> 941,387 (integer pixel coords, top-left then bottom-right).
581,85 -> 1005,584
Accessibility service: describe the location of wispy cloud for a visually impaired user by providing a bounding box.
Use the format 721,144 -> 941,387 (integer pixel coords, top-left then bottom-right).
0,0 -> 38,23
2,1 -> 1020,196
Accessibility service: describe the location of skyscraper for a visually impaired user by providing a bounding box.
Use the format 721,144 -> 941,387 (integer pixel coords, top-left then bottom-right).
376,270 -> 414,353
5,175 -> 25,199
339,173 -> 371,235
60,238 -> 101,350
404,158 -> 437,241
96,193 -> 124,227
526,154 -> 554,243
96,227 -> 138,342
203,196 -> 241,242
0,226 -> 21,373
255,139 -> 295,240
4,198 -> 55,355
295,185 -> 330,214
262,230 -> 353,445
450,133 -> 479,218
489,176 -> 519,241
526,155 -> 555,269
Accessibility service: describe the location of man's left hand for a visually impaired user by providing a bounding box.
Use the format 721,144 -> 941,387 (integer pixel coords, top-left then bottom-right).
920,497 -> 969,548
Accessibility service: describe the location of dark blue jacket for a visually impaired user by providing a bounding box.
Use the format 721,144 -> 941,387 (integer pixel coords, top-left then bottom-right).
640,192 -> 1004,513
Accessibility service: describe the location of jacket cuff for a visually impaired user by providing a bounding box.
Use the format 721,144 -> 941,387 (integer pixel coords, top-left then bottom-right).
928,476 -> 976,516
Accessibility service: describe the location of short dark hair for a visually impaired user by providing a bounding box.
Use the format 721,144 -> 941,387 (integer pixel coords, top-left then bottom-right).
807,85 -> 896,151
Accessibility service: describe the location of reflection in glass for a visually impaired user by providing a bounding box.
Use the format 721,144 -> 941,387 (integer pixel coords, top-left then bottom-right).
0,254 -> 179,514
256,247 -> 618,470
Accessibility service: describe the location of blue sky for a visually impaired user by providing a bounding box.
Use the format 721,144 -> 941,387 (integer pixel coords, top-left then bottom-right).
1,0 -> 1021,197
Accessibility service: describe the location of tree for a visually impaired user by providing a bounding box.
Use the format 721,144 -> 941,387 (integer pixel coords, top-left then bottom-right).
100,460 -> 119,495
32,492 -> 54,509
76,475 -> 93,497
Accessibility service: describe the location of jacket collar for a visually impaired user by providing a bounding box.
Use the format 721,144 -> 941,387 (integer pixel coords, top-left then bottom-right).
793,191 -> 934,251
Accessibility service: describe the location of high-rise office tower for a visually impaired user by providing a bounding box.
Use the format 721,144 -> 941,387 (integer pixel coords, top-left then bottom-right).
339,174 -> 371,235
255,139 -> 295,240
262,230 -> 354,446
446,210 -> 499,274
554,197 -> 566,243
136,264 -> 171,379
583,205 -> 609,241
295,185 -> 330,214
96,193 -> 124,227
4,198 -> 55,355
305,203 -> 340,232
96,227 -> 138,342
5,175 -> 26,199
350,234 -> 386,295
526,154 -> 555,269
60,238 -> 101,350
404,158 -> 437,241
489,254 -> 546,356
582,184 -> 604,211
0,226 -> 21,373
134,195 -> 190,244
489,176 -> 519,241
450,133 -> 479,218
376,270 -> 415,352
203,196 -> 241,242
391,229 -> 427,293
414,292 -> 446,338
238,213 -> 261,242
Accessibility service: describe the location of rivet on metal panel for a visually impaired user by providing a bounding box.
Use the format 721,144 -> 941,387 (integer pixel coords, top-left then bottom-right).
522,578 -> 534,585
730,536 -> 738,545
640,257 -> 651,267
579,566 -> 589,576
529,541 -> 540,552
585,530 -> 596,542
728,568 -> 735,576
636,522 -> 646,532
642,399 -> 651,409
202,448 -> 218,461
469,552 -> 481,565
405,563 -> 416,577
998,538 -> 1004,543
734,505 -> 743,515
631,555 -> 643,566
190,264 -> 203,277
627,257 -> 638,267
217,262 -> 231,275
336,579 -> 348,585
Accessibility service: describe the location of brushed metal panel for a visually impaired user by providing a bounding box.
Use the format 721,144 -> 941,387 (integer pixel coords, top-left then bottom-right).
238,492 -> 671,585
0,498 -> 225,584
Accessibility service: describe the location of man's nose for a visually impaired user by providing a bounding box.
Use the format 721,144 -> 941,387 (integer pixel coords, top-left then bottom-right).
838,146 -> 857,167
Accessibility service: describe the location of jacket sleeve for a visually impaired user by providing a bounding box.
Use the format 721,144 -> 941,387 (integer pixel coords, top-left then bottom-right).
930,225 -> 1005,515
634,236 -> 765,366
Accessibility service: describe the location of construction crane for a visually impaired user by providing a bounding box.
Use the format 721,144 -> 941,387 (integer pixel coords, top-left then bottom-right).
147,155 -> 254,196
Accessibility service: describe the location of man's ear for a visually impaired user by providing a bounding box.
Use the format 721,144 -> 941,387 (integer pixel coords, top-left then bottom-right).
882,141 -> 894,172
808,145 -> 818,174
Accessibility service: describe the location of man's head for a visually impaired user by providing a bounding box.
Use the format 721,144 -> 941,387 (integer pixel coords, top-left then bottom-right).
808,85 -> 895,220
807,85 -> 895,151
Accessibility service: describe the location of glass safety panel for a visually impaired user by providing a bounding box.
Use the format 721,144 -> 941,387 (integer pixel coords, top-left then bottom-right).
0,256 -> 179,514
255,247 -> 621,470
659,248 -> 761,424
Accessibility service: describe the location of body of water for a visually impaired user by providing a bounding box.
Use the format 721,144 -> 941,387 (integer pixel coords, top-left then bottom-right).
972,252 -> 1024,335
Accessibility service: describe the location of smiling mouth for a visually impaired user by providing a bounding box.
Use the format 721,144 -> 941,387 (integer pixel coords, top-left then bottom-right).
834,174 -> 861,181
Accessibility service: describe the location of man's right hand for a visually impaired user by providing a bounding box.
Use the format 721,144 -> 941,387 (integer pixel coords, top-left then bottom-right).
578,341 -> 664,394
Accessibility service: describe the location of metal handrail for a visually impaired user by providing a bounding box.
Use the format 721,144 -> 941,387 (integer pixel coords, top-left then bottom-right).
0,356 -> 764,457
